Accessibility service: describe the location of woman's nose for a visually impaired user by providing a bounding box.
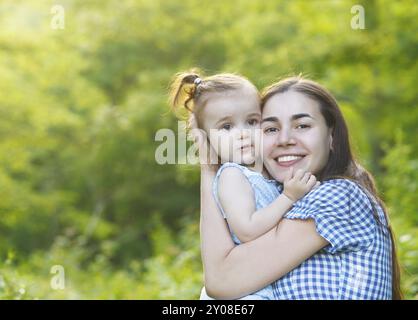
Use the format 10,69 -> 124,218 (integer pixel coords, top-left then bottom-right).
276,128 -> 295,146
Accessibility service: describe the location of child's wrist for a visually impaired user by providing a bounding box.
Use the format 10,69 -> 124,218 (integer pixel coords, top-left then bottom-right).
281,192 -> 297,204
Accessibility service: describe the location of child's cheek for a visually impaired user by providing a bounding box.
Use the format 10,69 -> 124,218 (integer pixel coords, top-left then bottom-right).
209,132 -> 227,160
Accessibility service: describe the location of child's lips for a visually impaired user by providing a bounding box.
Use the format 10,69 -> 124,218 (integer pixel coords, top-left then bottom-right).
240,144 -> 254,152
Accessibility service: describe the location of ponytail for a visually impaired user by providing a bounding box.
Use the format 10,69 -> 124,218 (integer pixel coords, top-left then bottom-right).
168,69 -> 202,113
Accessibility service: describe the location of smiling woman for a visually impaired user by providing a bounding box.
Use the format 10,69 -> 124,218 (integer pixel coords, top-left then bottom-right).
261,91 -> 333,183
198,76 -> 402,300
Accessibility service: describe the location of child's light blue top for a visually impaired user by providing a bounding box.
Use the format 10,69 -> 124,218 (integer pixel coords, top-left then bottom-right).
212,162 -> 281,300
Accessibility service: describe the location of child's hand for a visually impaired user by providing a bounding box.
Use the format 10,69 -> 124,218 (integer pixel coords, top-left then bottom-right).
283,167 -> 318,202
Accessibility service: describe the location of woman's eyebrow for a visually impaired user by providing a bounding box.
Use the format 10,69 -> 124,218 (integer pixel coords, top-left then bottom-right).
292,113 -> 314,120
261,113 -> 314,124
261,116 -> 278,124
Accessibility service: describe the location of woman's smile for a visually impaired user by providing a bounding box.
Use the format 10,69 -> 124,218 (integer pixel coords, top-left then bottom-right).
274,154 -> 306,167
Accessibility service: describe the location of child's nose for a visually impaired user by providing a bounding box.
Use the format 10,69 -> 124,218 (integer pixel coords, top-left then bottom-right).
238,129 -> 251,140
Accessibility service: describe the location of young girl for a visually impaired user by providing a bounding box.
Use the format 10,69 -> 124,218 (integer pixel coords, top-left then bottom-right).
169,70 -> 319,299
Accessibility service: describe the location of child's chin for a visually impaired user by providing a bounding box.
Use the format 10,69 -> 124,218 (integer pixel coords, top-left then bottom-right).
240,155 -> 256,166
229,153 -> 258,166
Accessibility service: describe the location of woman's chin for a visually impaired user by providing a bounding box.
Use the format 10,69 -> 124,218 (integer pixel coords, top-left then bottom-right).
267,162 -> 301,183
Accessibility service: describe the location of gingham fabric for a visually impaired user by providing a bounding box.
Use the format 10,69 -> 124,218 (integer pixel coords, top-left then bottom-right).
272,179 -> 393,300
206,162 -> 281,300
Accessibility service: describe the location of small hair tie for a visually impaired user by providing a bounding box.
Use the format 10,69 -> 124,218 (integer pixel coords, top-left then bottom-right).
194,77 -> 202,86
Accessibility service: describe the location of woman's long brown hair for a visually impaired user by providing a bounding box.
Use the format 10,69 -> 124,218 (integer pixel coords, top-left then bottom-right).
261,76 -> 403,300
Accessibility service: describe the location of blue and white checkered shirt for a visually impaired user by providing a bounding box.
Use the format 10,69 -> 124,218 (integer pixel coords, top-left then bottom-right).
272,179 -> 392,300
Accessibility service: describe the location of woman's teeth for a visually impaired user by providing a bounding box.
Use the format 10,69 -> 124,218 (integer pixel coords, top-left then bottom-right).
277,155 -> 303,163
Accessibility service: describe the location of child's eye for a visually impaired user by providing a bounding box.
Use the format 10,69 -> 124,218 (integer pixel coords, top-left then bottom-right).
221,123 -> 232,130
248,119 -> 259,126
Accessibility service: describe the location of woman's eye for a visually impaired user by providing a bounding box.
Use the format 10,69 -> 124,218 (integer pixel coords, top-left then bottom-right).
248,119 -> 259,126
296,124 -> 310,129
264,127 -> 278,134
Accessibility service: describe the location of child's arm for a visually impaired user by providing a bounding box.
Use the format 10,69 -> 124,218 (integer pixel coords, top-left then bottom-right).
218,167 -> 317,243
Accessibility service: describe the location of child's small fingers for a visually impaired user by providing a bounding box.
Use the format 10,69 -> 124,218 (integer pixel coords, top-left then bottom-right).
307,175 -> 317,188
294,169 -> 305,180
301,172 -> 311,183
285,167 -> 294,181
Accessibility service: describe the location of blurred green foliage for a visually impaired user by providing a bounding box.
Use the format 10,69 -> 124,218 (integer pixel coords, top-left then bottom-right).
0,0 -> 416,299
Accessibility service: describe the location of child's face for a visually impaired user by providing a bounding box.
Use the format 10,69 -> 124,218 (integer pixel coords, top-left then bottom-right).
201,86 -> 262,165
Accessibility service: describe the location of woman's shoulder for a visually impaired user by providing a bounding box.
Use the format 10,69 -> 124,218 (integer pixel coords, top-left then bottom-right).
306,178 -> 366,200
317,178 -> 360,189
286,178 -> 380,253
295,178 -> 375,215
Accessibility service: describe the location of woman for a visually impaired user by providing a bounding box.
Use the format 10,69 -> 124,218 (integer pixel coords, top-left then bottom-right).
197,76 -> 402,300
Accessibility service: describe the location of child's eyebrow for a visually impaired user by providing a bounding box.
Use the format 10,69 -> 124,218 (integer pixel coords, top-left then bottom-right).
246,112 -> 261,118
215,116 -> 232,125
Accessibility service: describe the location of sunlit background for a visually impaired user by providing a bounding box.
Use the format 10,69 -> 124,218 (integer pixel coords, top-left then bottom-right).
0,0 -> 416,299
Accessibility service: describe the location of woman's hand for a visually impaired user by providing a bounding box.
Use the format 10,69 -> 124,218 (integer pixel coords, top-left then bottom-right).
188,114 -> 218,173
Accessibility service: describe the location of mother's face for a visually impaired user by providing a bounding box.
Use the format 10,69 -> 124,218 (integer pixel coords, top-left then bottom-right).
261,90 -> 333,183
